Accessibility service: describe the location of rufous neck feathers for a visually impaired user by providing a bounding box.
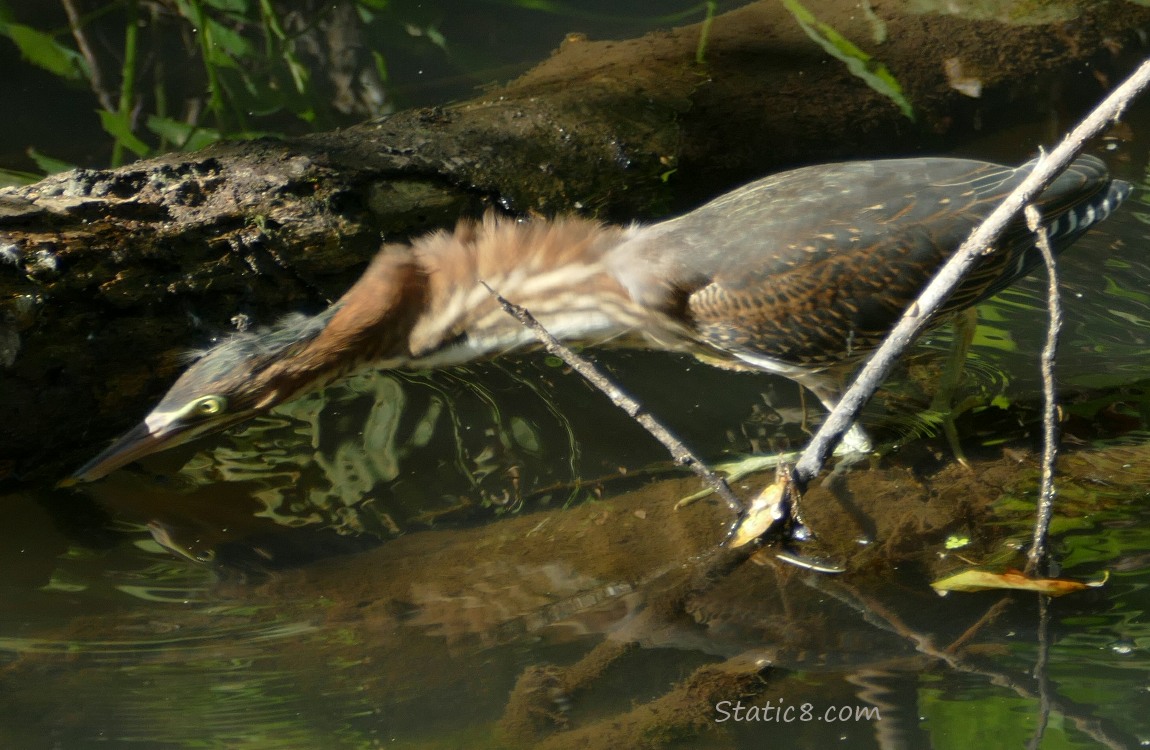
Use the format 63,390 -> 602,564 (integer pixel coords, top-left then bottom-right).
304,213 -> 656,376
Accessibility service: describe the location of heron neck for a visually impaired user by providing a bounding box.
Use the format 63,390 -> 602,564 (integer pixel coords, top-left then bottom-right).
403,214 -> 655,366
282,214 -> 659,387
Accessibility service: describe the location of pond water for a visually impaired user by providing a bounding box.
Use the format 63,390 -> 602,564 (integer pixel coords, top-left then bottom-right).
4,2 -> 1150,749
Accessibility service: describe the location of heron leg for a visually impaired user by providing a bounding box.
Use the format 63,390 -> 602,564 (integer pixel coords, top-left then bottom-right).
840,421 -> 874,455
929,307 -> 978,468
800,376 -> 874,455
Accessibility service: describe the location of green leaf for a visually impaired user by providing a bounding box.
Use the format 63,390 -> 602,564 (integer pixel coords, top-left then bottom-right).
944,534 -> 971,550
356,0 -> 388,21
781,0 -> 914,121
26,148 -> 74,174
205,17 -> 252,62
97,109 -> 151,158
424,25 -> 447,53
3,23 -> 86,80
285,55 -> 310,95
989,394 -> 1012,410
146,115 -> 222,151
0,166 -> 42,187
203,0 -> 249,11
371,49 -> 389,84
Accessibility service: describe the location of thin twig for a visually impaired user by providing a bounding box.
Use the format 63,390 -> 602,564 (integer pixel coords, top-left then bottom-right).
944,596 -> 1012,654
1023,204 -> 1061,577
1026,595 -> 1054,750
483,284 -> 745,520
61,0 -> 117,112
789,58 -> 1150,490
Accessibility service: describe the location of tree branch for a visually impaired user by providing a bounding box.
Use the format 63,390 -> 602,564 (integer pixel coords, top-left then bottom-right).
788,58 -> 1150,493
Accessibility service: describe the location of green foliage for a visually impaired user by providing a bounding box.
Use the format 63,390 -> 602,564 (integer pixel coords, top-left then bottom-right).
0,166 -> 42,188
2,0 -> 725,175
98,109 -> 151,158
146,116 -> 223,152
1,22 -> 87,79
0,149 -> 73,186
0,0 -> 402,170
781,0 -> 914,121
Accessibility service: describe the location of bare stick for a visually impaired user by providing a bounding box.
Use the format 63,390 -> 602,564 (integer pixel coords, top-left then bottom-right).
61,0 -> 117,113
1023,204 -> 1062,577
1027,595 -> 1054,750
484,284 -> 745,518
790,58 -> 1150,487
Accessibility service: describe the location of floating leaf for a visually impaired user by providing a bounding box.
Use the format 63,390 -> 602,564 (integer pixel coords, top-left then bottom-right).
944,534 -> 971,550
931,568 -> 1108,596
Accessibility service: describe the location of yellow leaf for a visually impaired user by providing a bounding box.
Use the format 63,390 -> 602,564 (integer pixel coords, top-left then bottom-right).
931,569 -> 1107,596
730,482 -> 787,548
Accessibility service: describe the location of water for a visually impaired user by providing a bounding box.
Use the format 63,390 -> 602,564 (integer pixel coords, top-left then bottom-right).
4,2 -> 1150,749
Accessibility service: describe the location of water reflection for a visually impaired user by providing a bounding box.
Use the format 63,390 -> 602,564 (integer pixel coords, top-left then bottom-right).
6,455 -> 1150,747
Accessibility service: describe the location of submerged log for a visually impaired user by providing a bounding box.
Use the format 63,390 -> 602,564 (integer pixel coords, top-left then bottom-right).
0,0 -> 1147,477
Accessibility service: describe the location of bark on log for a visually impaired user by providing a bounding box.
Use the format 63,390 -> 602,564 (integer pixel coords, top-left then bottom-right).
1,0 -> 1147,479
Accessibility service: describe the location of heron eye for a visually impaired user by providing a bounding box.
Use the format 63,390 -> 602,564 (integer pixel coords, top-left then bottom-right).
193,396 -> 226,416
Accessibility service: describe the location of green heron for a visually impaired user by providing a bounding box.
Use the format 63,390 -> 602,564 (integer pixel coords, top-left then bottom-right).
70,155 -> 1129,483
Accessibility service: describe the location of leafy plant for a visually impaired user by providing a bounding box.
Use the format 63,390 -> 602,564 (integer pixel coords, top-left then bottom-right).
0,0 -> 399,169
0,0 -> 726,176
781,0 -> 914,121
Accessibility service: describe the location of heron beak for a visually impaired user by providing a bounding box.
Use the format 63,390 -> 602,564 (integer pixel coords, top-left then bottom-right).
63,418 -> 182,486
